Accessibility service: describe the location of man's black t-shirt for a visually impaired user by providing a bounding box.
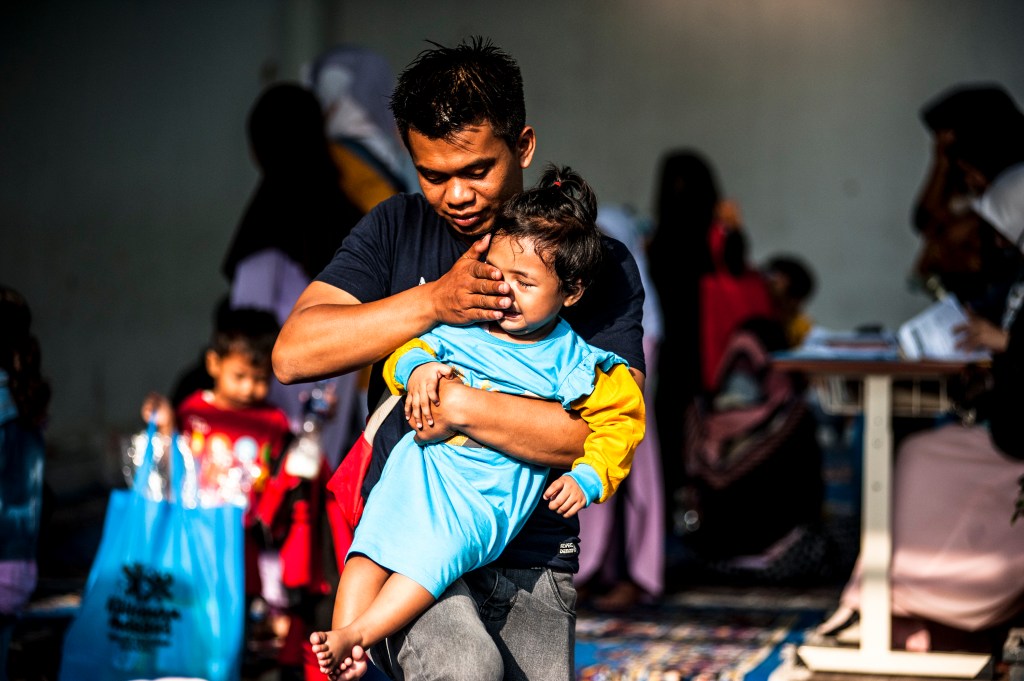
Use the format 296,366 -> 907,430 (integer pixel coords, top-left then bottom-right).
316,192 -> 646,572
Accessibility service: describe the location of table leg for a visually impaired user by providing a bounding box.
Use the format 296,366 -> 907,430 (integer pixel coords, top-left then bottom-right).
797,375 -> 990,678
860,374 -> 893,655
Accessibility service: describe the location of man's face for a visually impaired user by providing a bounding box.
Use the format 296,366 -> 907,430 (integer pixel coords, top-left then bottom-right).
408,123 -> 536,239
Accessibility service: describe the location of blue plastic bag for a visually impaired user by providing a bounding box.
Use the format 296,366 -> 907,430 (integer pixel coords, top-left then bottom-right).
59,422 -> 244,681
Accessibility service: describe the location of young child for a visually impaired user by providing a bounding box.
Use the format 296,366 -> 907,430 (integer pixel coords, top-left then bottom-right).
141,308 -> 292,639
761,254 -> 817,348
310,165 -> 646,678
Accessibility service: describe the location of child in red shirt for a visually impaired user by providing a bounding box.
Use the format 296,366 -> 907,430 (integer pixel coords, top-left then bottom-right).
141,309 -> 292,638
143,308 -> 289,516
143,307 -> 332,680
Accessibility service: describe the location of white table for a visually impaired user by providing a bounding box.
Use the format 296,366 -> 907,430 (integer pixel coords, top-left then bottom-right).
773,358 -> 991,678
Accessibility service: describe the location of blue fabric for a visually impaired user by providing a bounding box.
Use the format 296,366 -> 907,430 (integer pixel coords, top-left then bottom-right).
0,371 -> 45,563
352,434 -> 549,598
350,322 -> 627,597
0,371 -> 16,423
59,425 -> 245,681
565,464 -> 602,505
395,322 -> 625,408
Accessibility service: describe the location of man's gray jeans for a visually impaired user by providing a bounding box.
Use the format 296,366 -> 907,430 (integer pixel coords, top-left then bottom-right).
370,566 -> 577,680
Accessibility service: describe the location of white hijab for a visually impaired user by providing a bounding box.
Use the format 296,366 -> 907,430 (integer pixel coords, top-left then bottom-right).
302,46 -> 413,188
974,162 -> 1024,250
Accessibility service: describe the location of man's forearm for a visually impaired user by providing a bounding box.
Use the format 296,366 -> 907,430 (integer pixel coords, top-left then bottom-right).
433,384 -> 589,469
420,368 -> 646,468
273,282 -> 439,384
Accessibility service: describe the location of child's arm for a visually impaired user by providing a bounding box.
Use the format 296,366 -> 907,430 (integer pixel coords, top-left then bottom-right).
382,337 -> 455,430
404,362 -> 459,430
140,392 -> 175,435
548,362 -> 645,510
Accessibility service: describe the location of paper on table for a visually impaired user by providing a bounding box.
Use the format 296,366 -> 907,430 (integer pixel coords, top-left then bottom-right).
897,295 -> 991,362
776,326 -> 901,361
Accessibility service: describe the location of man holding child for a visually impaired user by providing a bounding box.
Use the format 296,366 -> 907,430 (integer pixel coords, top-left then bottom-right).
274,36 -> 646,680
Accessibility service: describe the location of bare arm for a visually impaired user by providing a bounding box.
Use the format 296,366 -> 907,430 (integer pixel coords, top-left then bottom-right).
140,392 -> 175,435
272,235 -> 511,384
955,313 -> 1010,355
417,367 -> 645,469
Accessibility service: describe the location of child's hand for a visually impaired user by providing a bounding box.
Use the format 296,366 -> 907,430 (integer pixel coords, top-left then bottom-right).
544,475 -> 588,518
405,362 -> 455,430
140,392 -> 174,435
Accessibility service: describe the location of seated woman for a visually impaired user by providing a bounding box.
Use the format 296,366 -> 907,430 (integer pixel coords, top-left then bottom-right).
827,99 -> 1024,651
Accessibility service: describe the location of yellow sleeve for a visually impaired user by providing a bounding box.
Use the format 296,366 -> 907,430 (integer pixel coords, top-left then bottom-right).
330,143 -> 399,214
570,363 -> 646,503
788,313 -> 814,348
382,339 -> 437,395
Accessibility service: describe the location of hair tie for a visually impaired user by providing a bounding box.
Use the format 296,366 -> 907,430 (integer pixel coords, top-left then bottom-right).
553,180 -> 562,187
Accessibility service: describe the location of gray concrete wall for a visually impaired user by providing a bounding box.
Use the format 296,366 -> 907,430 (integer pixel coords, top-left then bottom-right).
3,0 -> 1023,488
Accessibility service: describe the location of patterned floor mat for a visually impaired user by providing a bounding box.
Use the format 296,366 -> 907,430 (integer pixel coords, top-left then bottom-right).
575,588 -> 833,680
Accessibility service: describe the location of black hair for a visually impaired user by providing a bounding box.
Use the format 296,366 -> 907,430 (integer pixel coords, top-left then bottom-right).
390,36 -> 526,150
492,164 -> 603,295
223,82 -> 362,283
764,254 -> 816,302
0,286 -> 51,427
921,83 -> 1018,134
650,149 -> 722,275
210,307 -> 280,368
655,150 -> 720,229
247,82 -> 337,178
925,83 -> 1024,182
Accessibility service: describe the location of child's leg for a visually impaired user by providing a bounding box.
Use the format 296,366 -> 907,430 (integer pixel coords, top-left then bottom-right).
312,556 -> 389,679
311,562 -> 435,677
332,556 -> 390,628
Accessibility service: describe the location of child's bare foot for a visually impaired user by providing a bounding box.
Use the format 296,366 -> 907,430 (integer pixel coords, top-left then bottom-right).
338,645 -> 368,680
309,629 -> 367,678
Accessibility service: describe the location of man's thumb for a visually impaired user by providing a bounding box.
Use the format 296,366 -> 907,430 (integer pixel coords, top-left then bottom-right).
466,232 -> 491,259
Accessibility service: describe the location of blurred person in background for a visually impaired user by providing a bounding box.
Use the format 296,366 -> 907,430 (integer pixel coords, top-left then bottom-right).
0,286 -> 49,681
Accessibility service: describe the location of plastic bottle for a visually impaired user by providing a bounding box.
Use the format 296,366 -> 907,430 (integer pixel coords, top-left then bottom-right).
283,381 -> 331,479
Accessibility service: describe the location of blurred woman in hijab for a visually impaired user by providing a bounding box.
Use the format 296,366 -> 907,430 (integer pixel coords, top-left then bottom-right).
647,150 -> 771,539
221,85 -> 366,680
304,45 -> 418,211
911,83 -> 1024,314
224,81 -> 367,464
826,87 -> 1024,652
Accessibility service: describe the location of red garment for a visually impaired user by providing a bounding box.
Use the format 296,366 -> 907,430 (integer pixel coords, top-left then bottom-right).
176,390 -> 291,596
258,460 -> 335,679
177,390 -> 291,521
699,223 -> 774,391
324,394 -> 400,573
255,460 -> 333,595
325,429 -> 375,569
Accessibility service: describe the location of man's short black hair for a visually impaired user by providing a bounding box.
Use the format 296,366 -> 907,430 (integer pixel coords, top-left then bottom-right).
390,36 -> 526,150
210,307 -> 280,367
